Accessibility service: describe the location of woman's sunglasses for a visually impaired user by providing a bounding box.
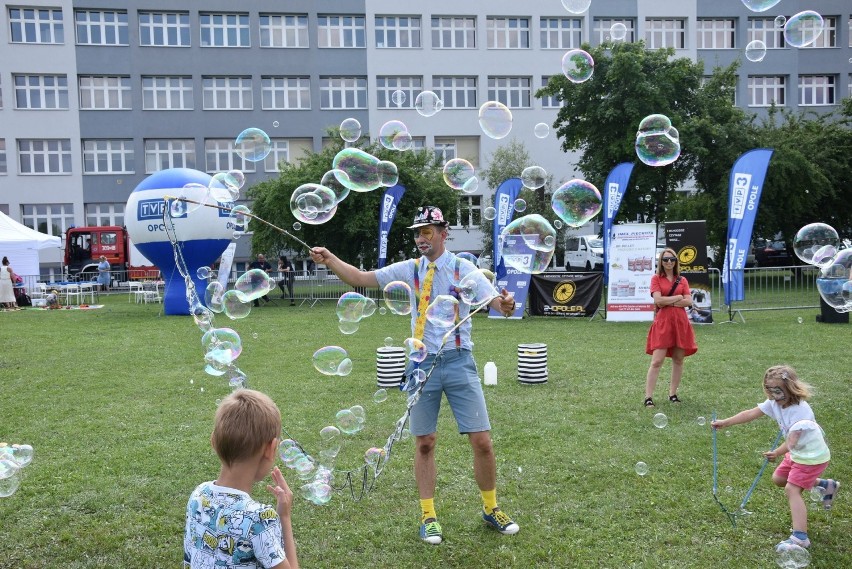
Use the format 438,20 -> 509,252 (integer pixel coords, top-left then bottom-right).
661,257 -> 677,263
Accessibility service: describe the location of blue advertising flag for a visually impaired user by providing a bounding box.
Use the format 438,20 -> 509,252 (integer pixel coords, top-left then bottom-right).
722,149 -> 774,305
602,163 -> 634,284
492,178 -> 524,279
377,184 -> 406,268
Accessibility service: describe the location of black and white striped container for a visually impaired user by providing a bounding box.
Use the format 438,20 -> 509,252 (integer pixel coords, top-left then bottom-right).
517,343 -> 548,385
376,346 -> 406,389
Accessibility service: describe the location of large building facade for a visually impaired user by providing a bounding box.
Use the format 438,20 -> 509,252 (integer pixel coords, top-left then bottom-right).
1,0 -> 850,272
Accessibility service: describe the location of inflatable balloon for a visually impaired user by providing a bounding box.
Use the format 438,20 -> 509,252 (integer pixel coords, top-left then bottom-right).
126,168 -> 233,315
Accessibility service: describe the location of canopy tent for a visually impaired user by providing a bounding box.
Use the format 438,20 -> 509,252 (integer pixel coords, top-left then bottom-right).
0,211 -> 62,277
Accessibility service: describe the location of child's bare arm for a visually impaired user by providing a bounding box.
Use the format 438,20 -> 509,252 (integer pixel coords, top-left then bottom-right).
711,406 -> 764,429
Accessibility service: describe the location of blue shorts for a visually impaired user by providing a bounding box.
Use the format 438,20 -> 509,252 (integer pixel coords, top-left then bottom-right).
407,350 -> 491,436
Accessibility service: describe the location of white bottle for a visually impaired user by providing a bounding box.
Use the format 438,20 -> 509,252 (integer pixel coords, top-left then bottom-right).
484,362 -> 497,386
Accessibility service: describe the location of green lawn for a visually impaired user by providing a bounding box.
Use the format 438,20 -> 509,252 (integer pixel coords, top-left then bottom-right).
0,294 -> 849,568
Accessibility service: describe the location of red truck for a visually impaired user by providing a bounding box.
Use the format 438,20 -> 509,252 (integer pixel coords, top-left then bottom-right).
64,226 -> 157,282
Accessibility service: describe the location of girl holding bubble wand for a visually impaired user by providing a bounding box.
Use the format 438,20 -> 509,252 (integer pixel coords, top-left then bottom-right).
711,365 -> 839,550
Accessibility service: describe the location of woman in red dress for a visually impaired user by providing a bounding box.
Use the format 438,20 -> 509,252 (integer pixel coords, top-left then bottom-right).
644,248 -> 697,407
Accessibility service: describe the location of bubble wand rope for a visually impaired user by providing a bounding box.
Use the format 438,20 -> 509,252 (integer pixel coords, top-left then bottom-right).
738,430 -> 783,511
712,411 -> 738,528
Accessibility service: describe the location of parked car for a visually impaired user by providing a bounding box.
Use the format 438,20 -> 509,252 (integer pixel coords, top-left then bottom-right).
565,235 -> 604,271
753,238 -> 795,267
707,245 -> 755,268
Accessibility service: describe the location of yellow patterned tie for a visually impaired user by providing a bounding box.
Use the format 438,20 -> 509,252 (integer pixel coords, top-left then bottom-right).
413,263 -> 436,340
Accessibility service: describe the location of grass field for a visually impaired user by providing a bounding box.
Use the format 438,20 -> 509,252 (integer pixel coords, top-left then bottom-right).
0,293 -> 849,568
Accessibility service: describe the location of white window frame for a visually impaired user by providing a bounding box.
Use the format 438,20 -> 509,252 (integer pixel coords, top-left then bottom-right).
376,76 -> 422,108
264,139 -> 290,173
79,76 -> 132,110
453,195 -> 482,228
434,138 -> 457,165
75,9 -> 128,46
18,139 -> 72,174
142,76 -> 194,110
204,139 -> 256,174
696,18 -> 736,49
9,7 -> 64,44
14,74 -> 68,110
748,18 -> 785,49
540,76 -> 562,108
593,18 -> 635,44
431,16 -> 476,49
261,77 -> 310,110
318,15 -> 366,48
487,17 -> 530,49
488,77 -> 531,109
202,77 -> 253,110
645,18 -> 686,49
200,13 -> 250,48
0,139 -> 7,174
138,11 -> 191,47
799,16 -> 836,49
259,14 -> 308,48
432,76 -> 477,109
748,76 -> 786,107
798,75 -> 836,106
82,140 -> 135,174
21,204 -> 75,237
375,15 -> 421,48
319,77 -> 367,109
86,203 -> 125,227
144,139 -> 196,173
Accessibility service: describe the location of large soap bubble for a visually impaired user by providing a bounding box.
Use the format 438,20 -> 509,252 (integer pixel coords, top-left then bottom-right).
383,281 -> 413,315
415,91 -> 443,117
610,23 -> 628,41
424,295 -> 458,329
794,223 -> 839,266
458,269 -> 499,307
404,337 -> 427,363
202,328 -> 243,366
332,148 -> 398,192
635,114 -> 681,167
775,541 -> 811,568
815,249 -> 852,313
204,281 -> 225,313
442,159 -> 476,190
561,49 -> 594,83
339,118 -> 361,142
336,291 -> 377,323
498,214 -> 557,274
561,0 -> 591,14
551,179 -> 602,228
740,0 -> 782,12
745,40 -> 767,62
234,128 -> 272,162
290,183 -> 338,225
478,101 -> 513,139
378,120 -> 412,151
521,166 -> 547,190
312,346 -> 353,376
234,269 -> 276,301
784,11 -> 824,48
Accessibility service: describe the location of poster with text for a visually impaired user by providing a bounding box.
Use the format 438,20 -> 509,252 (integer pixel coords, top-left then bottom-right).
606,223 -> 657,322
665,220 -> 713,324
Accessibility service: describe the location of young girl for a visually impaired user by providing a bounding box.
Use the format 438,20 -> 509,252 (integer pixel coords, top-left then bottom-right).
711,365 -> 839,550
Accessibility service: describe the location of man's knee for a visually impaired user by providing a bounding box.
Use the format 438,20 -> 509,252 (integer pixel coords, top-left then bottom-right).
416,433 -> 437,455
468,432 -> 493,455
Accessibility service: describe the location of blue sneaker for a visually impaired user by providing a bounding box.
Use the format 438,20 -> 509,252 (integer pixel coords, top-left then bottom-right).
822,479 -> 840,510
482,507 -> 519,535
419,518 -> 442,545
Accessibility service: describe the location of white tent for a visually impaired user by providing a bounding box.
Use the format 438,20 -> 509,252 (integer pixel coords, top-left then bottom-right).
0,211 -> 62,278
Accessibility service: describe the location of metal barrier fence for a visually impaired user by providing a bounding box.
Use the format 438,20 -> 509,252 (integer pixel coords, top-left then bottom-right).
706,266 -> 821,320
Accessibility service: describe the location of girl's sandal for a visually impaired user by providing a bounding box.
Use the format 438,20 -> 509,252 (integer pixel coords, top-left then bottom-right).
644,397 -> 655,408
669,394 -> 682,403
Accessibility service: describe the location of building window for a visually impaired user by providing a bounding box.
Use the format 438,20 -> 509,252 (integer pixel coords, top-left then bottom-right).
205,139 -> 256,173
488,77 -> 531,108
75,10 -> 128,45
82,140 -> 135,174
541,17 -> 582,49
79,76 -> 131,110
202,77 -> 253,110
799,16 -> 836,49
139,11 -> 190,47
21,204 -> 74,236
799,75 -> 836,106
747,18 -> 785,49
261,77 -> 310,110
318,15 -> 366,48
376,76 -> 422,108
319,77 -> 367,109
18,139 -> 72,174
142,76 -> 193,110
434,138 -> 457,165
593,18 -> 635,44
540,76 -> 562,108
144,139 -> 196,173
487,17 -> 529,49
200,13 -> 250,47
696,18 -> 735,49
0,140 -> 7,174
748,76 -> 786,107
645,18 -> 686,49
14,75 -> 68,109
375,15 -> 421,48
264,140 -> 290,173
849,17 -> 851,47
86,203 -> 124,227
453,195 -> 482,228
259,14 -> 308,47
432,16 -> 476,49
9,7 -> 64,44
433,76 -> 477,108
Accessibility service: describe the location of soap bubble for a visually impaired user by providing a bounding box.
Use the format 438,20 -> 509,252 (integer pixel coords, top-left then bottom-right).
816,249 -> 852,312
404,337 -> 427,363
425,295 -> 458,328
205,282 -> 225,313
272,120 -> 279,128
210,172 -> 241,201
383,281 -> 412,315
320,169 -> 351,205
534,122 -> 550,138
339,118 -> 362,142
521,166 -> 547,190
332,148 -> 397,192
483,207 -> 497,221
234,269 -> 276,301
809,486 -> 824,502
561,49 -> 594,83
335,408 -> 362,435
458,269 -> 499,307
234,128 -> 271,162
784,11 -> 824,48
513,199 -> 527,213
610,22 -> 628,41
229,204 -> 252,232
365,447 -> 387,467
478,101 -> 513,139
414,91 -> 443,117
797,317 -> 804,324
9,444 -> 33,468
745,40 -> 767,62
0,470 -> 22,497
443,159 -> 476,190
553,219 -> 563,230
696,416 -> 707,426
383,336 -> 394,347
561,0 -> 591,15
775,542 -> 811,568
379,120 -> 412,151
457,252 -> 478,266
290,183 -> 338,225
373,389 -> 388,404
391,89 -> 406,106
401,368 -> 428,392
636,114 -> 681,167
312,346 -> 353,376
653,413 -> 669,428
202,328 -> 242,366
774,15 -> 787,28
336,291 -> 377,323
551,179 -> 602,228
292,222 -> 301,231
498,214 -> 557,274
635,461 -> 649,476
794,223 -> 839,266
221,290 -> 252,319
461,176 -> 479,194
338,320 -> 359,335
741,0 -> 782,13
197,266 -> 211,280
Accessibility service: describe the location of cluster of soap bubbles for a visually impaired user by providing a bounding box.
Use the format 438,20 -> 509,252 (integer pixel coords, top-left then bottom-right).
312,346 -> 353,376
775,542 -> 811,568
635,114 -> 681,167
204,268 -> 277,322
335,291 -> 377,334
169,170 -> 247,227
793,223 -> 852,313
379,120 -> 414,151
443,159 -> 478,193
0,443 -> 34,497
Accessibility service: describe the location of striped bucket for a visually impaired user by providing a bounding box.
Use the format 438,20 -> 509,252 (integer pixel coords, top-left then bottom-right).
517,343 -> 548,385
376,346 -> 406,389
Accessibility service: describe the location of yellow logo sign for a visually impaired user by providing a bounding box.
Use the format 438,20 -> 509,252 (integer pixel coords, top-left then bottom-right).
554,281 -> 576,303
678,246 -> 697,266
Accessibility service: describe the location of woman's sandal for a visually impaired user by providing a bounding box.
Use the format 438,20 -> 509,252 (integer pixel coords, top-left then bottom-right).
644,397 -> 655,408
669,394 -> 682,403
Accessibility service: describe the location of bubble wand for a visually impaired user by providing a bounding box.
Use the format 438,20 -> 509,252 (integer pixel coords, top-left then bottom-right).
738,429 -> 783,512
711,411 -> 738,527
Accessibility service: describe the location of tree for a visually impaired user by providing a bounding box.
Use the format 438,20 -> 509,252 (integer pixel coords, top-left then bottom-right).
247,137 -> 457,268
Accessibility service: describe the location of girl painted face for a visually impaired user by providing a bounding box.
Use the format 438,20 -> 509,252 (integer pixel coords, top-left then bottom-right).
763,381 -> 786,401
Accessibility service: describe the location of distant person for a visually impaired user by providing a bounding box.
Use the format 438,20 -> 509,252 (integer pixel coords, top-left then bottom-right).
277,256 -> 296,306
712,365 -> 839,551
97,256 -> 111,292
644,248 -> 696,407
248,254 -> 273,307
184,389 -> 299,569
46,289 -> 61,309
0,256 -> 19,310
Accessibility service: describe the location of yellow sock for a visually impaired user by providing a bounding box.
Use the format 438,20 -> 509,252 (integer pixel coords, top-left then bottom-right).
420,498 -> 436,522
481,489 -> 497,514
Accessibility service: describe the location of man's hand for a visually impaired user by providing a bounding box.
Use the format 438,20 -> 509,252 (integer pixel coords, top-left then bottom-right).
496,288 -> 516,317
309,247 -> 332,266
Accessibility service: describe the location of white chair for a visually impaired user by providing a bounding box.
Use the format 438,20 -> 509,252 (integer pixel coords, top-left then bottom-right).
142,282 -> 161,304
63,284 -> 82,305
30,283 -> 47,300
79,282 -> 96,303
127,282 -> 143,303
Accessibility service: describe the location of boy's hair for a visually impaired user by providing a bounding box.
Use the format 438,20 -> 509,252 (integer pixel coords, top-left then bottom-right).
212,390 -> 281,467
764,365 -> 813,406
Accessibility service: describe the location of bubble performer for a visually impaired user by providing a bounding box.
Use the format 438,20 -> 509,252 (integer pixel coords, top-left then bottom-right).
310,205 -> 519,545
712,365 -> 839,551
